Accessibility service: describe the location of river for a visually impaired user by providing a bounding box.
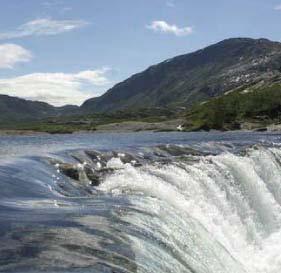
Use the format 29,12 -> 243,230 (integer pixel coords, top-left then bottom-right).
1,131 -> 281,273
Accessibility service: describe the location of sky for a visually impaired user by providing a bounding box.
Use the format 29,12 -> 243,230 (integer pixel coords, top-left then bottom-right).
0,0 -> 280,106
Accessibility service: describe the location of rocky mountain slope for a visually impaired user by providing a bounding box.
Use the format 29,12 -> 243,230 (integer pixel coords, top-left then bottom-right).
82,38 -> 281,113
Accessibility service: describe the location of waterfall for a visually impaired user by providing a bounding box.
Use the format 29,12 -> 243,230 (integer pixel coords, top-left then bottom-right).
1,132 -> 281,273
99,146 -> 281,273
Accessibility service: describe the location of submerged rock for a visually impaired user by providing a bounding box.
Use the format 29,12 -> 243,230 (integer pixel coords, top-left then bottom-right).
50,158 -> 116,187
48,149 -> 145,188
85,150 -> 111,168
156,145 -> 210,157
84,166 -> 114,186
84,166 -> 99,185
86,150 -> 142,167
112,151 -> 142,166
59,163 -> 79,181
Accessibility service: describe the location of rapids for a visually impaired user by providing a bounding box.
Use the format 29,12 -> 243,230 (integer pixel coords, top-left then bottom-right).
1,131 -> 281,273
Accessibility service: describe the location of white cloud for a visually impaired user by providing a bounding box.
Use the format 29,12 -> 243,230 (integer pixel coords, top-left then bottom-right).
0,18 -> 89,40
0,44 -> 32,69
274,4 -> 281,10
147,21 -> 193,36
0,68 -> 111,106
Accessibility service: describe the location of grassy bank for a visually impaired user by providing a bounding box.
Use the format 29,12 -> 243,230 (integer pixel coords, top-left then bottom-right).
184,82 -> 281,131
0,108 -> 179,134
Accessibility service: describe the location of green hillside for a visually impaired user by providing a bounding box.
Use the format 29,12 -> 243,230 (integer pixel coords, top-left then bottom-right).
184,80 -> 281,131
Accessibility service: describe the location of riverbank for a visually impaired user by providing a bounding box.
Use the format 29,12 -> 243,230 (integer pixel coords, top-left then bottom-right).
1,119 -> 281,136
0,119 -> 184,135
94,119 -> 184,133
0,130 -> 49,136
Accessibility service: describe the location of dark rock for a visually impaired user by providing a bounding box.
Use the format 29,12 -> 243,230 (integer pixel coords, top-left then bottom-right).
85,166 -> 115,186
84,166 -> 100,186
59,163 -> 79,181
96,167 -> 115,176
156,145 -> 209,156
85,150 -> 109,168
112,151 -> 141,166
254,127 -> 267,132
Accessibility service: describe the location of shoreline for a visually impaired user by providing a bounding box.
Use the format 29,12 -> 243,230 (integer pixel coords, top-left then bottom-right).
0,129 -> 280,137
0,119 -> 184,136
0,119 -> 280,136
0,130 -> 50,136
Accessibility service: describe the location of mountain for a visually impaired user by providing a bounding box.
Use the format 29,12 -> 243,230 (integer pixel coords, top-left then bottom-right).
82,38 -> 281,113
1,37 -> 281,132
0,95 -> 78,124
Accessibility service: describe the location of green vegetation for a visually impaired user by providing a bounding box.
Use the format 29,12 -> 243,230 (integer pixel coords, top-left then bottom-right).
0,108 -> 177,134
2,83 -> 281,133
184,83 -> 281,131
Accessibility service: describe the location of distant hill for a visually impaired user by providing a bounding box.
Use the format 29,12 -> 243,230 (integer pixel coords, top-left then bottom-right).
0,95 -> 78,124
82,38 -> 281,113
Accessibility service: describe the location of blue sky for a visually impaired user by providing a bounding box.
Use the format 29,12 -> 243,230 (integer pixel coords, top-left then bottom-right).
0,0 -> 280,106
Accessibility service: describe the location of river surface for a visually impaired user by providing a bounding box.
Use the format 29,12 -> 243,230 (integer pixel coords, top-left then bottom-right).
1,131 -> 281,273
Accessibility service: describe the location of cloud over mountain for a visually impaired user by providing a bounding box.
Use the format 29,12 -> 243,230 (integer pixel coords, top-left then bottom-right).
0,68 -> 111,106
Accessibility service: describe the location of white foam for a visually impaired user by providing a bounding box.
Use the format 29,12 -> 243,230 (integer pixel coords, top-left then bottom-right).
106,157 -> 125,169
99,147 -> 281,273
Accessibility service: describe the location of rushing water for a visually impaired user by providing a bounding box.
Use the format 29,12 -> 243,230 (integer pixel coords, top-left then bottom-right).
1,131 -> 281,273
